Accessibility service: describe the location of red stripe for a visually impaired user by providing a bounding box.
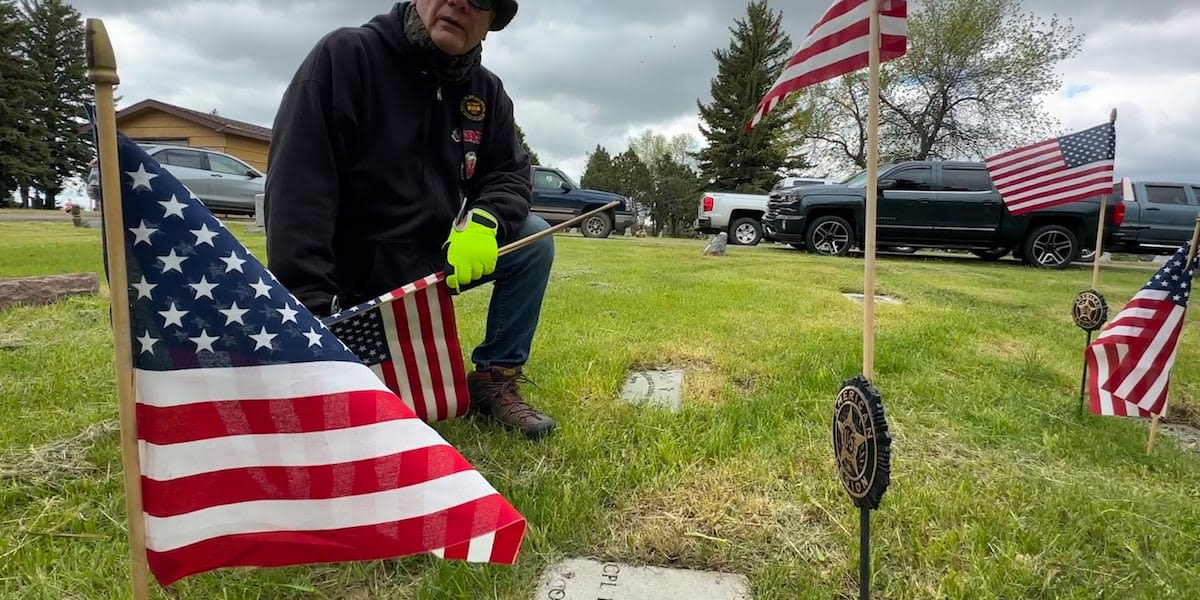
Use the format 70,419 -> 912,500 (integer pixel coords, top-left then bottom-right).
438,283 -> 470,417
785,13 -> 870,71
990,154 -> 1063,189
380,358 -> 402,405
145,494 -> 525,587
141,444 -> 474,518
985,138 -> 1059,166
393,298 -> 429,422
488,519 -> 526,563
415,287 -> 450,422
442,539 -> 471,560
998,163 -> 1112,200
136,388 -> 417,445
1007,189 -> 1110,216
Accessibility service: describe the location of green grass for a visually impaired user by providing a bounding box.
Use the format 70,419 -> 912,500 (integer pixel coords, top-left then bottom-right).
1,221 -> 1199,599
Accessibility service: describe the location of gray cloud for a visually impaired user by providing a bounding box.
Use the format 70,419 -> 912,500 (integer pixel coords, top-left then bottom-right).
69,0 -> 1200,184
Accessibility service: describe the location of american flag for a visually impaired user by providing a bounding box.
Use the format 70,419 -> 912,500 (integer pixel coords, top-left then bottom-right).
984,122 -> 1116,216
1086,242 -> 1196,418
104,132 -> 526,587
746,0 -> 908,131
323,275 -> 470,423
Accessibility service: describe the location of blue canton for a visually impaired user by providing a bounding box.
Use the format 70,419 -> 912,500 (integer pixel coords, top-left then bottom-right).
1145,242 -> 1196,308
1058,122 -> 1115,169
327,308 -> 391,366
112,134 -> 359,371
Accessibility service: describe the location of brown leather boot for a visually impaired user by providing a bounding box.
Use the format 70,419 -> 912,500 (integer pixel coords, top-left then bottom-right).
467,366 -> 557,440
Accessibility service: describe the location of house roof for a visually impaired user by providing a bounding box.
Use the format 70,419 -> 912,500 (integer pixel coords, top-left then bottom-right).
79,98 -> 272,142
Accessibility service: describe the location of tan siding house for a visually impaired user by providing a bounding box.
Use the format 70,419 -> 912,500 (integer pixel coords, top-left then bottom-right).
81,99 -> 272,172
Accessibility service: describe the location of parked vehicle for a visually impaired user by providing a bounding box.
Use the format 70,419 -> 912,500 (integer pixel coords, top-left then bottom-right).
695,177 -> 834,246
1106,178 -> 1200,255
88,143 -> 264,215
530,165 -> 633,238
762,160 -> 1123,269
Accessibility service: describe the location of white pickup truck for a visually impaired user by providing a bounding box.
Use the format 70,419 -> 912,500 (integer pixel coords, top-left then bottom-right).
694,177 -> 832,245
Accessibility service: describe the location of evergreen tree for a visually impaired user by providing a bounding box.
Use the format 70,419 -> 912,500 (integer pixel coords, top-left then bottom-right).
610,149 -> 653,227
19,0 -> 93,208
0,0 -> 43,205
695,0 -> 803,194
514,122 -> 540,166
580,145 -> 620,192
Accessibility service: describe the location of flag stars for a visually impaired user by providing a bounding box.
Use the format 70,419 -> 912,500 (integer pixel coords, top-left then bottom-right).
190,329 -> 219,354
250,327 -> 277,351
131,276 -> 156,300
136,330 -> 158,354
190,276 -> 218,300
191,223 -> 219,247
158,249 -> 188,274
250,277 -> 273,298
303,328 -> 324,348
126,163 -> 158,191
277,304 -> 299,324
220,302 -> 249,326
129,220 -> 156,245
222,251 -> 246,273
159,195 -> 188,219
158,302 -> 188,328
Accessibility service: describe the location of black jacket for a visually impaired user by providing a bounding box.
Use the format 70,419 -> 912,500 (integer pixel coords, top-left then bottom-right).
263,2 -> 532,315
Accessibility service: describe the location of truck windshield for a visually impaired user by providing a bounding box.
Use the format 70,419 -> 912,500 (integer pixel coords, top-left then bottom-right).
841,170 -> 870,188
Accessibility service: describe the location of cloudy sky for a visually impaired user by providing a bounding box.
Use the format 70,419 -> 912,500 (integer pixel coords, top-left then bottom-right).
70,0 -> 1199,187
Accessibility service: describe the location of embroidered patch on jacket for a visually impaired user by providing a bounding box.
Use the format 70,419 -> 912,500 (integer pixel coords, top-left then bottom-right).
451,129 -> 462,143
461,95 -> 486,122
462,129 -> 482,144
463,151 -> 478,179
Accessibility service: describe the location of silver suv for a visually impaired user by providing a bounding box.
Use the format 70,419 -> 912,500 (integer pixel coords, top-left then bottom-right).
87,143 -> 264,215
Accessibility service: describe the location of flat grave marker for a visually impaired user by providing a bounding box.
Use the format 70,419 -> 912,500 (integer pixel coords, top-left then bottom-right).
619,369 -> 685,411
537,558 -> 751,600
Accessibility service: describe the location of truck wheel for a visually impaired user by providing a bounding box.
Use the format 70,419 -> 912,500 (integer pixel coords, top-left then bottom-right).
805,215 -> 854,256
1020,224 -> 1078,269
581,211 -> 613,238
728,217 -> 762,246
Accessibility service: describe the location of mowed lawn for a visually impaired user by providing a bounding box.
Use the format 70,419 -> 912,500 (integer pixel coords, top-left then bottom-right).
1,220 -> 1198,600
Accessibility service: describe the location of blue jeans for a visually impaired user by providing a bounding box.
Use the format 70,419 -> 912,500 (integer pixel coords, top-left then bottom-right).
461,214 -> 554,370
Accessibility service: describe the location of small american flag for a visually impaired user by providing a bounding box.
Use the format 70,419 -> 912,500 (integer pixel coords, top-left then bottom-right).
746,0 -> 908,131
105,132 -> 525,587
985,122 -> 1116,216
1086,242 -> 1196,418
323,275 -> 470,423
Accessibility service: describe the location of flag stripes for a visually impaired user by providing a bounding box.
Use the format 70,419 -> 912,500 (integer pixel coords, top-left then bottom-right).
985,122 -> 1116,216
747,0 -> 908,130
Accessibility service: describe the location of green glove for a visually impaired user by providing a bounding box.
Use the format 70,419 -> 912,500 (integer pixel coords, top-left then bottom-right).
444,208 -> 499,291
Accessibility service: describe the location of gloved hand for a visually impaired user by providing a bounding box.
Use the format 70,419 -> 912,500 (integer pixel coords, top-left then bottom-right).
444,208 -> 499,291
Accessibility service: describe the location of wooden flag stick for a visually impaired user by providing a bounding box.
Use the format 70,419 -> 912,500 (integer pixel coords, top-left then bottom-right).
1090,108 -> 1118,290
85,18 -> 151,600
1147,213 -> 1200,454
497,200 -> 620,258
863,0 -> 882,381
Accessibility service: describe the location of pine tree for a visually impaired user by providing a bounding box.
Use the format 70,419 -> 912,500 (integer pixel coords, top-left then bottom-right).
19,0 -> 93,208
514,122 -> 540,166
695,0 -> 804,194
580,145 -> 620,192
0,0 -> 44,205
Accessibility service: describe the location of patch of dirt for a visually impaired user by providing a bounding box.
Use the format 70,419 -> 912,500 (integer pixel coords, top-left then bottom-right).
599,465 -> 847,574
1164,398 -> 1200,430
0,420 -> 118,486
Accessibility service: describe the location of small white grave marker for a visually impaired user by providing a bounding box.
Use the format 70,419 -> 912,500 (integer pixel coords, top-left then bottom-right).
537,558 -> 751,600
620,369 -> 685,411
842,293 -> 903,305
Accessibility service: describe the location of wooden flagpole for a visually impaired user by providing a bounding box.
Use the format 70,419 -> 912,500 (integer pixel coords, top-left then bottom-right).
1089,108 -> 1117,290
1146,213 -> 1200,454
85,18 -> 152,600
863,0 -> 882,381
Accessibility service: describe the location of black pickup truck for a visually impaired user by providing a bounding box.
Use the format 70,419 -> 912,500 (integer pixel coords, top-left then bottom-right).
761,160 -> 1122,269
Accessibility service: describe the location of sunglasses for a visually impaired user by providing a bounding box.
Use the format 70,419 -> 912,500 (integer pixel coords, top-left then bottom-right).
467,0 -> 496,10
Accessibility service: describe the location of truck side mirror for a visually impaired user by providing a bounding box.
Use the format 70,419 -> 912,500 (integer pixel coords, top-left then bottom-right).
560,181 -> 571,192
878,179 -> 897,190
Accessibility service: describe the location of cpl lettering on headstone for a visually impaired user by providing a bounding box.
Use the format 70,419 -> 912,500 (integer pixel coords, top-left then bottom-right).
842,293 -> 903,306
620,369 -> 685,411
537,559 -> 751,600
